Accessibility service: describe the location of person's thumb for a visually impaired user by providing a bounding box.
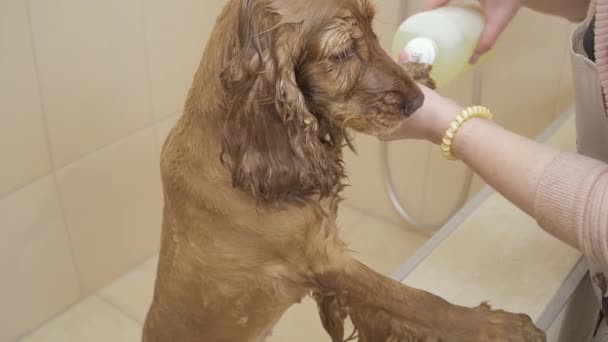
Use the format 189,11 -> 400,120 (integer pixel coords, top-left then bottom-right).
424,0 -> 450,11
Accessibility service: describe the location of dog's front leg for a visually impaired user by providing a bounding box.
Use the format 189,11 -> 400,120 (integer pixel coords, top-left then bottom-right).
314,258 -> 545,341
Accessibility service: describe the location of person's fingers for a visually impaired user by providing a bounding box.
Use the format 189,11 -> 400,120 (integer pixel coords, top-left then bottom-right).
470,24 -> 501,63
471,11 -> 513,63
424,0 -> 450,11
471,2 -> 521,63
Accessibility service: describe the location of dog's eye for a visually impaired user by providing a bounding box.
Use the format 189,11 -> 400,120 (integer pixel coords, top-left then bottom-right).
329,47 -> 355,63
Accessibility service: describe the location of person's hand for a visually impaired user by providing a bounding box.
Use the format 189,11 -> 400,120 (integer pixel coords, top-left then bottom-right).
380,85 -> 462,143
425,0 -> 524,63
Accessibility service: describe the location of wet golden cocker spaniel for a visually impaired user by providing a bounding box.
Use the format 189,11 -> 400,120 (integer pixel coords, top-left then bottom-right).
142,0 -> 545,341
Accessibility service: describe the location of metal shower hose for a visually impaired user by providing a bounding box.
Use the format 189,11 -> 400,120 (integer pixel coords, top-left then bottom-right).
381,67 -> 484,231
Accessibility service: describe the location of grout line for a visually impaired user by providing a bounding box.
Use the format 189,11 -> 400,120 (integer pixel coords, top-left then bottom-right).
17,252 -> 159,340
16,295 -> 144,341
20,4 -> 177,329
418,143 -> 433,221
96,294 -> 145,325
391,185 -> 495,282
14,294 -> 90,341
0,112 -> 180,200
55,112 -> 180,171
153,110 -> 183,154
138,0 -> 156,124
91,252 -> 161,325
0,171 -> 53,200
342,201 -> 429,237
343,202 -> 403,227
23,0 -> 84,296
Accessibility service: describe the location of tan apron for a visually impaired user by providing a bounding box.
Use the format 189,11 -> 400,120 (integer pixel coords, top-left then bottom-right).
571,18 -> 608,336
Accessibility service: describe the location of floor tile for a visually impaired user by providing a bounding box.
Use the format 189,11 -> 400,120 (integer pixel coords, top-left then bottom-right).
345,216 -> 428,276
267,297 -> 331,342
404,194 -> 581,319
21,296 -> 141,342
0,176 -> 80,341
98,255 -> 159,323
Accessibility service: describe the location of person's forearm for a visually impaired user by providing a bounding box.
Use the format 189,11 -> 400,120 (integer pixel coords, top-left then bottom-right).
451,118 -> 560,217
401,85 -> 608,262
523,0 -> 590,22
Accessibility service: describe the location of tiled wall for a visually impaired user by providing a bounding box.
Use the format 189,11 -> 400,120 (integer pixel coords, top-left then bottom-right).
0,0 -> 575,339
1,0 -> 224,340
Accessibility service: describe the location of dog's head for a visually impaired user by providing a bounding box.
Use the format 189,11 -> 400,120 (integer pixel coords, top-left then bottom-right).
219,0 -> 423,203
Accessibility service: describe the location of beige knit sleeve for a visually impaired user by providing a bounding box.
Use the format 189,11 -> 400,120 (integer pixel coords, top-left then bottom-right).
534,153 -> 608,265
523,0 -> 591,22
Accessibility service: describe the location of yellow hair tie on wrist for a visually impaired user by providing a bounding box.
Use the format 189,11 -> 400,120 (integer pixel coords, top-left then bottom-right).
440,106 -> 493,161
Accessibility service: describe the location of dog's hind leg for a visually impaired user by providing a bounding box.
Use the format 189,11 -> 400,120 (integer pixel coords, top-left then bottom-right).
313,258 -> 545,341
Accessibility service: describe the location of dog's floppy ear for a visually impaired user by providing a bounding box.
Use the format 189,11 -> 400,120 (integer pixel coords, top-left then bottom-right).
219,0 -> 343,204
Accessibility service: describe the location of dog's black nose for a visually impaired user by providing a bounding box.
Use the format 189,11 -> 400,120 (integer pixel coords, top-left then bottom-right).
402,95 -> 424,117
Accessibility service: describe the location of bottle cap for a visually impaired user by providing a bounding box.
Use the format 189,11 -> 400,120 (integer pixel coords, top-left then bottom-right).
398,37 -> 438,65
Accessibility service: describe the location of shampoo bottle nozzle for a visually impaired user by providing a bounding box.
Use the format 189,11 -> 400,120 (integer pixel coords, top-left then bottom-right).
398,37 -> 438,66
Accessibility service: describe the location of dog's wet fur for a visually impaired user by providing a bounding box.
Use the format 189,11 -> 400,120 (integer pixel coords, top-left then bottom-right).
142,1 -> 546,341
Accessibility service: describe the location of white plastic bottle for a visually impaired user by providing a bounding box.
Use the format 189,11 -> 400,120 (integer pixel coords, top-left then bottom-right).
391,2 -> 490,87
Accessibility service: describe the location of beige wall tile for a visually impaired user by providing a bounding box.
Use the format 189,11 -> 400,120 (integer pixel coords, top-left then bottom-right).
343,135 -> 432,226
372,0 -> 402,49
403,1 -> 424,16
385,140 -> 433,224
56,129 -> 163,294
144,1 -> 228,119
482,9 -> 571,138
342,0 -> 408,224
29,0 -> 153,167
21,296 -> 142,342
98,255 -> 159,323
337,204 -> 365,231
0,176 -> 80,341
155,113 -> 181,152
342,134 -> 396,222
546,114 -> 577,152
556,24 -> 576,114
373,0 -> 402,23
373,19 -> 400,50
419,150 -> 475,226
467,174 -> 487,201
440,69 -> 474,104
0,0 -> 51,196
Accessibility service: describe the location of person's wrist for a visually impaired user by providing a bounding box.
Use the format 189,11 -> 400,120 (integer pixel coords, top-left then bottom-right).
428,102 -> 463,145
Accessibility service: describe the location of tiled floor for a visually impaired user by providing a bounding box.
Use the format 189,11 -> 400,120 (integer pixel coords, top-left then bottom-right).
18,204 -> 428,342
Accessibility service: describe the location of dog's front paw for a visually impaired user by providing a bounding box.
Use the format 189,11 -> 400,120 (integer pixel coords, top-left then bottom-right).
403,62 -> 436,90
471,304 -> 546,341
